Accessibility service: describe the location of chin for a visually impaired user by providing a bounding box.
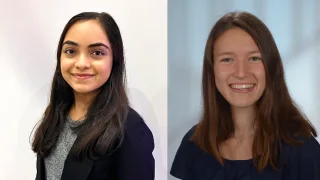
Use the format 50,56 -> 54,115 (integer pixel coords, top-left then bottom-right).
227,99 -> 257,109
71,86 -> 98,94
230,103 -> 255,109
73,89 -> 93,94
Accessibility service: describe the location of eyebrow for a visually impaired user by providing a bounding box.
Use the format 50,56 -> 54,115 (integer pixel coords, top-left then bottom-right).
216,50 -> 261,57
62,40 -> 109,49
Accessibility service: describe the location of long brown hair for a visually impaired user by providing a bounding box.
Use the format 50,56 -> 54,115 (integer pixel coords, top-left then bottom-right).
192,11 -> 317,172
31,12 -> 129,160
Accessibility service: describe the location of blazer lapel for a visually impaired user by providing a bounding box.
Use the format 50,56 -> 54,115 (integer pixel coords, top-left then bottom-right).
60,136 -> 94,180
35,152 -> 94,180
60,154 -> 94,180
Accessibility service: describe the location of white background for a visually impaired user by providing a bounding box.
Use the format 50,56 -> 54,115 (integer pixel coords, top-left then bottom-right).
168,0 -> 320,179
0,0 -> 167,179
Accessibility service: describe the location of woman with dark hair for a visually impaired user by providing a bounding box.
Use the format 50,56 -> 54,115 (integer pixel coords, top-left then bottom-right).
31,12 -> 154,180
170,11 -> 320,180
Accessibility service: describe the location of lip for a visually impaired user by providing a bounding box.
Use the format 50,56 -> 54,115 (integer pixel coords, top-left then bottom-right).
72,73 -> 94,80
229,83 -> 255,85
229,83 -> 256,93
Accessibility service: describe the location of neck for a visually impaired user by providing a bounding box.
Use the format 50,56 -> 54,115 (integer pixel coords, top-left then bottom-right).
70,91 -> 97,120
230,105 -> 257,137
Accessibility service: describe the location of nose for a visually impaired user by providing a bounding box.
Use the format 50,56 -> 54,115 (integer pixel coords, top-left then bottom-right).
234,60 -> 248,79
75,54 -> 91,70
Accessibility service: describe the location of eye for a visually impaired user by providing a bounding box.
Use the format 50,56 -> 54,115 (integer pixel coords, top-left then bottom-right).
92,50 -> 105,56
64,49 -> 76,54
220,58 -> 233,62
249,56 -> 262,61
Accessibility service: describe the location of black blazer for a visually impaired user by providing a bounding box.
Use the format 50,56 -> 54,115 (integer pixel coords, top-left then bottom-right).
35,108 -> 155,180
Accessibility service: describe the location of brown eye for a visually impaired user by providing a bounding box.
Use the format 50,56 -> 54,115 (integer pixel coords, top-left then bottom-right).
249,56 -> 261,61
64,49 -> 76,54
221,58 -> 233,62
92,50 -> 105,56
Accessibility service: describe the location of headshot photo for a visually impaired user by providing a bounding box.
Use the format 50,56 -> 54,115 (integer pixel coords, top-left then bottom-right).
168,1 -> 320,180
1,0 -> 320,180
0,0 -> 167,180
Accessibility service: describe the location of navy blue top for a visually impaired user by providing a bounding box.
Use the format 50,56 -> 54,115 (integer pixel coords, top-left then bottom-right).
170,125 -> 320,180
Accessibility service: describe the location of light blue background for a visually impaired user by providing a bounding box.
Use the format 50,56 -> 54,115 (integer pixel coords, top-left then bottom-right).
168,1 -> 320,179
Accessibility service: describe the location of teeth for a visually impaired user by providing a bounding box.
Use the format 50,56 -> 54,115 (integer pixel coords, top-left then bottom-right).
231,84 -> 254,89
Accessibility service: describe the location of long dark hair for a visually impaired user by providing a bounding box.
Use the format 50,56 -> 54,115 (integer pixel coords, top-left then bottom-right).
31,12 -> 129,160
192,11 -> 317,171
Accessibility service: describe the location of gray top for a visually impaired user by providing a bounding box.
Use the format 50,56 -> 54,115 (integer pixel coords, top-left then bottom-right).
44,117 -> 84,180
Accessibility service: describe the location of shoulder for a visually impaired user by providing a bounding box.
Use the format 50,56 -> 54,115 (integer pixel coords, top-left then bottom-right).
122,107 -> 154,149
283,135 -> 320,157
111,107 -> 155,179
125,107 -> 143,124
172,124 -> 199,158
180,124 -> 203,151
171,124 -> 210,179
282,135 -> 320,179
180,125 -> 197,148
125,107 -> 144,124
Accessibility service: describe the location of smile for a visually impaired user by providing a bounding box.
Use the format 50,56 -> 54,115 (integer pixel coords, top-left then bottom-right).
73,74 -> 94,80
229,84 -> 256,93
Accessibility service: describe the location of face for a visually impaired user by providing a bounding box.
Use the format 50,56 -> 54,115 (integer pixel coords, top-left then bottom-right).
60,20 -> 113,95
213,28 -> 266,109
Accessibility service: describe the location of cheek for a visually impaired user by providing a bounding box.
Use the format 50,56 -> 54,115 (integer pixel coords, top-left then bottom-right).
253,65 -> 266,89
214,68 -> 229,85
260,74 -> 266,91
214,71 -> 227,93
96,60 -> 113,77
60,59 -> 72,73
254,65 -> 266,92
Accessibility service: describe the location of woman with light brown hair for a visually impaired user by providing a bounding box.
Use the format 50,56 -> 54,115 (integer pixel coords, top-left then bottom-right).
170,11 -> 320,180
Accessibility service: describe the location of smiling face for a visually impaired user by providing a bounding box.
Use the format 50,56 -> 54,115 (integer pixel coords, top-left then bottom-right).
213,28 -> 266,109
60,20 -> 113,96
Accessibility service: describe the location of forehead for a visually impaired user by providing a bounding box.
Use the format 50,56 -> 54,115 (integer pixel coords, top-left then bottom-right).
64,20 -> 110,46
214,27 -> 259,53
